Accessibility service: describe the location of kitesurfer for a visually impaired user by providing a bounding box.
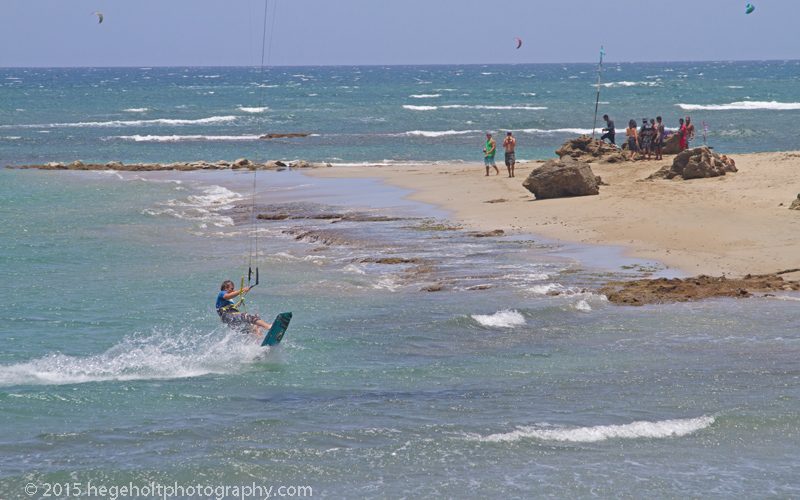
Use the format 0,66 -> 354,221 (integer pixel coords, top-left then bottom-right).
483,133 -> 499,176
216,280 -> 271,336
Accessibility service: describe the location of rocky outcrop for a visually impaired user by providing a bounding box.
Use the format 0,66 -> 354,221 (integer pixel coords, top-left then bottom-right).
789,194 -> 800,210
7,159 -> 331,171
522,157 -> 600,199
647,147 -> 737,180
555,135 -> 619,161
600,270 -> 800,306
661,132 -> 682,155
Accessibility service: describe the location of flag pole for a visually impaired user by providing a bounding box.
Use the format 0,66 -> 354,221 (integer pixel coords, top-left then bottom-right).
591,46 -> 605,139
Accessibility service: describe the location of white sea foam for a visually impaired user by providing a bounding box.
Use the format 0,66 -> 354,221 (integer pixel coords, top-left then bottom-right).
676,101 -> 800,111
471,310 -> 526,328
2,115 -> 238,129
403,105 -> 438,111
470,416 -> 715,443
0,328 -> 265,387
237,106 -> 269,113
143,184 -> 244,228
601,81 -> 660,88
342,264 -> 367,275
123,108 -> 149,113
404,129 -> 481,138
767,295 -> 800,302
726,86 -> 744,89
112,134 -> 261,142
518,128 -> 594,135
529,283 -> 565,295
572,299 -> 592,312
409,94 -> 441,99
404,104 -> 547,111
1,136 -> 21,140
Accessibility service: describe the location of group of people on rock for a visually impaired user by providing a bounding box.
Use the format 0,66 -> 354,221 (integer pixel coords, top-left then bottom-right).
601,114 -> 696,161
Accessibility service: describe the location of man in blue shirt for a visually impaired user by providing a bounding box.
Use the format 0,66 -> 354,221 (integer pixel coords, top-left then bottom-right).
216,280 -> 271,336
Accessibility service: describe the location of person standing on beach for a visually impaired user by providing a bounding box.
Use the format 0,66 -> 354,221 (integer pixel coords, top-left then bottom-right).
678,118 -> 688,151
601,114 -> 616,145
640,117 -> 653,160
483,133 -> 499,176
653,116 -> 665,160
502,131 -> 517,177
685,116 -> 696,148
626,120 -> 639,160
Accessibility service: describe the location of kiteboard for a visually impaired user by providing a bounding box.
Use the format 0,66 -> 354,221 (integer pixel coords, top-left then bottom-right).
261,312 -> 292,346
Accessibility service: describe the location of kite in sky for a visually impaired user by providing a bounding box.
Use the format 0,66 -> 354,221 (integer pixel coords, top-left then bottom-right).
514,37 -> 522,49
745,3 -> 755,14
92,11 -> 104,24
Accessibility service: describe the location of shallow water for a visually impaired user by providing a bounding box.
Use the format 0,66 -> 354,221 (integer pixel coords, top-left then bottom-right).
1,167 -> 799,498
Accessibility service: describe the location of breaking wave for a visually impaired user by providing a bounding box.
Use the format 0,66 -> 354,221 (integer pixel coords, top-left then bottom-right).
237,106 -> 269,113
601,81 -> 661,88
518,128 -> 594,135
403,104 -> 547,111
469,416 -> 715,443
677,101 -> 800,111
403,130 -> 481,137
471,310 -> 526,328
112,134 -> 261,142
2,115 -> 238,129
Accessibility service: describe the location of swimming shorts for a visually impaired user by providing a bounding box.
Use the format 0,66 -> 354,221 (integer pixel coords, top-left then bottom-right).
219,310 -> 261,330
504,152 -> 516,166
484,155 -> 496,166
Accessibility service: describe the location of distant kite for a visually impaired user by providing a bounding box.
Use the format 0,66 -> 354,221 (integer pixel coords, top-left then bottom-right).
92,11 -> 104,24
745,3 -> 755,14
514,37 -> 523,49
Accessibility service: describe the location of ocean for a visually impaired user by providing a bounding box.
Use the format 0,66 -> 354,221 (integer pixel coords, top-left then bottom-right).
1,62 -> 800,498
2,61 -> 800,166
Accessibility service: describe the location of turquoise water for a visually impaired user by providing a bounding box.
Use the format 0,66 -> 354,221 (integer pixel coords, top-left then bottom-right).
2,61 -> 800,166
2,63 -> 800,498
1,167 -> 799,498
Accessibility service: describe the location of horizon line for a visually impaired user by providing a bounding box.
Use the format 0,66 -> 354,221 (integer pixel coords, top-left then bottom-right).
1,58 -> 799,70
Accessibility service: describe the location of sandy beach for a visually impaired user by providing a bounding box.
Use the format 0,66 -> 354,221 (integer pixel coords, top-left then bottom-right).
310,150 -> 800,278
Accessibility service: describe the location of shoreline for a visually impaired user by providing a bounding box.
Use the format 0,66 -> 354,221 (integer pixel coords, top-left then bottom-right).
307,150 -> 800,278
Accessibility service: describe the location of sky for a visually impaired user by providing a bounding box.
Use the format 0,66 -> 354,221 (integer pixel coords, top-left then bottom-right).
1,0 -> 798,67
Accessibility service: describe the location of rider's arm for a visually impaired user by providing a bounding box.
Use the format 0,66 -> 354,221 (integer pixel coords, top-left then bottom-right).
222,286 -> 250,300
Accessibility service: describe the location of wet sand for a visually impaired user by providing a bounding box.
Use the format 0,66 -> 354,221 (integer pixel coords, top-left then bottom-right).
309,151 -> 800,278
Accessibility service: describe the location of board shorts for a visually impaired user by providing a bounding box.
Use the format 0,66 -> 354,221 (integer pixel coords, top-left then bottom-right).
484,155 -> 496,166
504,152 -> 516,166
627,137 -> 639,152
219,310 -> 261,329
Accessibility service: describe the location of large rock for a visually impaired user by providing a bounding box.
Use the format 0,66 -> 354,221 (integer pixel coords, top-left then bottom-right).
555,135 -> 618,161
232,158 -> 252,168
661,132 -> 682,155
522,157 -> 600,199
790,194 -> 800,210
648,147 -> 737,180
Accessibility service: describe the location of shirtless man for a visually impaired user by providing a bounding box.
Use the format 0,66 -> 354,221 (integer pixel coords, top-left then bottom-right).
502,131 -> 517,177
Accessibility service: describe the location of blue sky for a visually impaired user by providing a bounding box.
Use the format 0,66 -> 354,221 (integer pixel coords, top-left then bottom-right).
1,0 -> 798,67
